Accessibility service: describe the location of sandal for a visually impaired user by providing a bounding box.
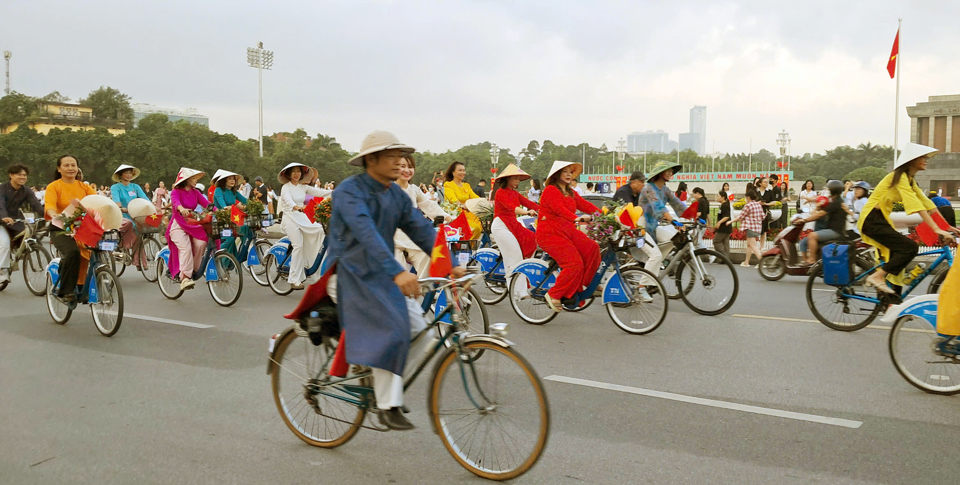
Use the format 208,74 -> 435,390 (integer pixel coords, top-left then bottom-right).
545,296 -> 563,313
864,278 -> 896,295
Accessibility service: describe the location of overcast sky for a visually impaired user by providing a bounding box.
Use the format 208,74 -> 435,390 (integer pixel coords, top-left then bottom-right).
3,1 -> 958,157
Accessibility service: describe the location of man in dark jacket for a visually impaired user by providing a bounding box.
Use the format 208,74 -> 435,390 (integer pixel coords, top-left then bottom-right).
0,163 -> 45,284
613,171 -> 646,206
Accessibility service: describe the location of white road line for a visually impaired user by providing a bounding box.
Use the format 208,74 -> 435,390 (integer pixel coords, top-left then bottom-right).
124,313 -> 215,329
544,375 -> 863,429
731,313 -> 912,332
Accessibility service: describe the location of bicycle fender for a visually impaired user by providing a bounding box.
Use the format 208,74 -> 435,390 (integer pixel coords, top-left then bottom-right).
473,248 -> 502,274
513,259 -> 554,289
88,273 -> 100,304
881,294 -> 938,326
157,247 -> 170,265
266,326 -> 296,375
46,258 -> 61,287
434,290 -> 453,324
602,272 -> 631,304
246,246 -> 261,267
205,253 -> 221,282
268,244 -> 288,263
460,333 -> 515,348
278,237 -> 291,245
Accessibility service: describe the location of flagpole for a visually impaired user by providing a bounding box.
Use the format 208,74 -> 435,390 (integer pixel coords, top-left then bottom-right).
894,18 -> 901,164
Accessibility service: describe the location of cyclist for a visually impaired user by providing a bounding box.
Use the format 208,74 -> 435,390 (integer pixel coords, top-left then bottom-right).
858,143 -> 959,293
44,155 -> 97,302
793,180 -> 848,265
536,161 -> 601,313
639,161 -> 687,243
490,163 -> 539,274
277,163 -> 331,290
212,170 -> 249,261
1,163 -> 45,285
329,131 -> 465,430
168,167 -> 211,291
614,171 -> 659,300
442,161 -> 483,240
394,155 -> 450,276
110,164 -> 152,271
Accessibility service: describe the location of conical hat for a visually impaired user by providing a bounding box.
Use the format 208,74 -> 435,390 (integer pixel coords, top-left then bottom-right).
494,163 -> 531,182
209,169 -> 229,184
895,143 -> 938,169
277,163 -> 314,184
347,131 -> 416,167
465,198 -> 493,214
127,198 -> 157,219
173,167 -> 204,188
647,161 -> 682,180
80,194 -> 123,230
111,164 -> 141,183
546,161 -> 583,183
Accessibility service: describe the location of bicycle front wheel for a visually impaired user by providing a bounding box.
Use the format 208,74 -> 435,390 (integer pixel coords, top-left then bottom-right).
429,340 -> 550,481
140,237 -> 162,283
675,249 -> 738,316
265,254 -> 293,296
507,272 -> 558,325
23,243 -> 52,296
889,314 -> 960,395
207,252 -> 243,307
605,267 -> 668,335
271,328 -> 366,448
91,267 -> 123,337
805,261 -> 880,331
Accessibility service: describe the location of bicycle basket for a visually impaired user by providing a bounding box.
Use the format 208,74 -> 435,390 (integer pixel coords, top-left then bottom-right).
480,218 -> 493,234
97,231 -> 121,252
449,239 -> 480,267
245,212 -> 264,230
671,229 -> 689,247
133,215 -> 164,234
208,218 -> 233,240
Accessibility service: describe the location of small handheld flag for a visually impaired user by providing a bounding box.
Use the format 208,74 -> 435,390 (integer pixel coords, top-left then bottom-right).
429,225 -> 453,277
449,212 -> 473,240
230,204 -> 246,227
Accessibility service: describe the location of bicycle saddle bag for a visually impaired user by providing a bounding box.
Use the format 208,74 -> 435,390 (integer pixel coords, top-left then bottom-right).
821,243 -> 854,287
299,299 -> 340,346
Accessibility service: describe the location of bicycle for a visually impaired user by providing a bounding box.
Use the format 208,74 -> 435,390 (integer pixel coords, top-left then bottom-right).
263,235 -> 325,296
155,216 -> 244,306
418,267 -> 490,351
222,211 -> 274,287
885,294 -> 960,395
507,228 -> 668,334
267,273 -> 550,481
805,245 -> 953,331
0,214 -> 52,295
45,230 -> 124,336
111,213 -> 167,282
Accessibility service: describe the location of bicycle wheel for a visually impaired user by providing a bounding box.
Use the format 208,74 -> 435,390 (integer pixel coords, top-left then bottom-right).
112,251 -> 127,277
805,260 -> 881,331
927,264 -> 948,294
889,314 -> 960,395
436,287 -> 490,348
91,267 -> 123,337
507,272 -> 558,325
429,340 -> 550,480
156,258 -> 184,300
270,328 -> 366,448
140,237 -> 162,283
605,267 -> 668,335
248,240 -> 273,287
23,243 -> 52,296
675,249 -> 739,316
208,252 -> 243,307
758,254 -> 786,281
265,254 -> 293,296
45,274 -> 72,324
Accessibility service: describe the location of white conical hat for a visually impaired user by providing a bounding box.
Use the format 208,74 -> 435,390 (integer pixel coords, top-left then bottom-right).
173,167 -> 204,188
209,169 -> 229,184
127,198 -> 157,219
546,161 -> 583,183
347,131 -> 415,167
895,143 -> 938,169
111,164 -> 141,183
80,194 -> 123,230
494,163 -> 531,182
277,163 -> 314,184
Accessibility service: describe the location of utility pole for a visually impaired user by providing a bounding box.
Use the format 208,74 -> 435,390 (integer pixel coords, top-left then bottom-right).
246,42 -> 274,157
3,51 -> 11,95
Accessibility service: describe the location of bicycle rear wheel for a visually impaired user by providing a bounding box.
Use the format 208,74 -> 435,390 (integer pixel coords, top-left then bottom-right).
45,274 -> 72,324
207,252 -> 243,307
507,273 -> 558,325
248,240 -> 272,287
270,328 -> 366,448
805,260 -> 880,331
156,258 -> 184,300
91,267 -> 123,337
429,340 -> 550,480
605,267 -> 668,335
889,314 -> 960,395
675,249 -> 738,316
927,264 -> 948,294
140,237 -> 162,283
23,243 -> 52,296
112,251 -> 126,277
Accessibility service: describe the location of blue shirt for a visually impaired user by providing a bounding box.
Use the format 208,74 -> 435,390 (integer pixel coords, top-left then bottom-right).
213,187 -> 248,209
110,182 -> 150,220
931,195 -> 951,208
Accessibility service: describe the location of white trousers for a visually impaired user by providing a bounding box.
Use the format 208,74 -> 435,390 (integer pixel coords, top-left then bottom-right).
0,228 -> 11,269
281,217 -> 324,285
637,233 -> 662,286
491,217 -> 524,273
326,275 -> 432,410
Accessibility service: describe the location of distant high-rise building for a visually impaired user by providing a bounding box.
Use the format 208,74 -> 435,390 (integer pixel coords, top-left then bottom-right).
132,103 -> 209,127
627,130 -> 677,154
679,105 -> 707,154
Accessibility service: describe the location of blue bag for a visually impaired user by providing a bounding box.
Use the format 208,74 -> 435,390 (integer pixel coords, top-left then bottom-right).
821,243 -> 853,286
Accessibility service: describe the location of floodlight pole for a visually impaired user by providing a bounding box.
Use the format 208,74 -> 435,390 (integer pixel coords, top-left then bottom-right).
3,51 -> 11,95
247,42 -> 274,157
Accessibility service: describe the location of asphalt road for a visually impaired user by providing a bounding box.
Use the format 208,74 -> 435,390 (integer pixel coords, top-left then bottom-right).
2,263 -> 959,485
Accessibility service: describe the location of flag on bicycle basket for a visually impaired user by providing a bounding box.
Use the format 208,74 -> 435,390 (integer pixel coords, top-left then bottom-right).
449,212 -> 473,240
74,210 -> 105,247
430,225 -> 453,277
230,204 -> 246,227
144,213 -> 163,228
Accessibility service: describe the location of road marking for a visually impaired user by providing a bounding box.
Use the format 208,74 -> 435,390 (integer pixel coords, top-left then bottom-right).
124,313 -> 215,329
544,375 -> 863,429
730,313 -> 912,332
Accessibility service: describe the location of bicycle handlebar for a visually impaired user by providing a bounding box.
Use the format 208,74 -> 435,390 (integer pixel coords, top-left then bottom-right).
418,270 -> 481,293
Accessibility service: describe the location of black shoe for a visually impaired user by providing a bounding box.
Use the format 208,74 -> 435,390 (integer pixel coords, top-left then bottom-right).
401,405 -> 410,414
57,293 -> 76,304
379,407 -> 415,430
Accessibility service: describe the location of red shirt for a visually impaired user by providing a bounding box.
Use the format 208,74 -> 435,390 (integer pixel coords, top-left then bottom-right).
538,185 -> 599,226
494,188 -> 539,220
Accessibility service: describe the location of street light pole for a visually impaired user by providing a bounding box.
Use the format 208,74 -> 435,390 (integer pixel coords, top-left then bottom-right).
490,143 -> 499,182
246,42 -> 274,158
3,51 -> 11,95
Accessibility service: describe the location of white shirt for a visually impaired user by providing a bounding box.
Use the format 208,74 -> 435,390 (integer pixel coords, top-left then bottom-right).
279,182 -> 332,215
573,186 -> 584,196
395,183 -> 452,251
239,183 -> 252,199
799,189 -> 817,213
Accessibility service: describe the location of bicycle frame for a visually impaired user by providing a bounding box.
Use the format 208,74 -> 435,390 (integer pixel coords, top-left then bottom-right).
7,219 -> 46,272
838,246 -> 954,305
156,238 -> 231,282
660,223 -> 709,279
47,233 -> 118,304
266,237 -> 324,278
518,241 -> 637,307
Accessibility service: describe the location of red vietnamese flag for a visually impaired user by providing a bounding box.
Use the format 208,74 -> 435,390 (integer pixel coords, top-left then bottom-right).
429,225 -> 453,277
303,198 -> 321,223
449,211 -> 473,240
144,213 -> 163,228
230,204 -> 246,226
618,209 -> 634,228
887,28 -> 899,78
681,202 -> 699,220
74,211 -> 105,247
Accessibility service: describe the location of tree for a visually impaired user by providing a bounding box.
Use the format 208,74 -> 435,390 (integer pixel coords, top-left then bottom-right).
0,92 -> 40,125
79,86 -> 134,122
40,91 -> 71,104
843,166 -> 887,187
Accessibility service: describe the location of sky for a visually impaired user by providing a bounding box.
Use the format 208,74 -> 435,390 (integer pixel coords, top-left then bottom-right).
3,0 -> 959,158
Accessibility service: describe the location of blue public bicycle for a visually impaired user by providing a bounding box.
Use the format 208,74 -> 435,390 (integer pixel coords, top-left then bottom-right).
45,230 -> 125,336
507,228 -> 668,334
155,218 -> 244,306
805,244 -> 953,331
467,216 -> 538,305
228,212 -> 275,287
885,293 -> 960,395
263,236 -> 325,296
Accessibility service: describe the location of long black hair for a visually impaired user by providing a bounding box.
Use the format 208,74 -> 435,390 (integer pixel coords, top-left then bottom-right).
53,154 -> 79,181
890,158 -> 921,189
490,177 -> 510,201
444,161 -> 464,182
675,181 -> 687,198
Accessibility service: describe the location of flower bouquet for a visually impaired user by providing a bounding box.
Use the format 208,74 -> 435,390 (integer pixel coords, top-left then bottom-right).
313,198 -> 333,231
586,200 -> 625,244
